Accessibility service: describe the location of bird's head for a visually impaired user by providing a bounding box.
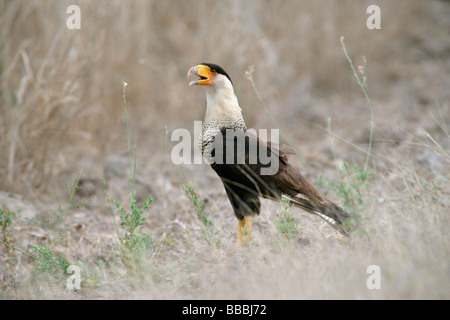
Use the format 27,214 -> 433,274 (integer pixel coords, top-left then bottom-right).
187,63 -> 232,88
187,63 -> 242,123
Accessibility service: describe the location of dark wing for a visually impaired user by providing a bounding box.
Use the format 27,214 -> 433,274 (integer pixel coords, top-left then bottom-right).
209,128 -> 349,232
211,162 -> 261,220
210,128 -> 274,220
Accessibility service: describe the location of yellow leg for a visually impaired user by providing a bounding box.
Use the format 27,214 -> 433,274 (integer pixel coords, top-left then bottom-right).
237,216 -> 252,249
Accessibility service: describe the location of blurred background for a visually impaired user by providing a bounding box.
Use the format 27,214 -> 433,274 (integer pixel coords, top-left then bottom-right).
1,0 -> 448,196
0,0 -> 449,299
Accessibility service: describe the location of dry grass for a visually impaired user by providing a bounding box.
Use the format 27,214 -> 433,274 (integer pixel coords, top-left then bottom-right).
0,0 -> 449,300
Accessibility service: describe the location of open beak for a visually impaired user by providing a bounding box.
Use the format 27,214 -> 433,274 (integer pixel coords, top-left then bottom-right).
187,65 -> 215,86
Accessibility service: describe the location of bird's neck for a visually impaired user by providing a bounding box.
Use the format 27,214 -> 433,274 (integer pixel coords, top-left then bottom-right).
203,84 -> 245,129
200,84 -> 247,159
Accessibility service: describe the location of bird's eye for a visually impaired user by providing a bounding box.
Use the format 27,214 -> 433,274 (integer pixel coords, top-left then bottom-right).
210,68 -> 216,73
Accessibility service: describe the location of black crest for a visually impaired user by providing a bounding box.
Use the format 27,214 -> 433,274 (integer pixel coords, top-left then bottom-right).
201,62 -> 232,83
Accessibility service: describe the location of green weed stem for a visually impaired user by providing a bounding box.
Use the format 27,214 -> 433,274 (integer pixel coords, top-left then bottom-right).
162,125 -> 169,216
101,173 -> 122,245
340,36 -> 374,173
122,81 -> 137,199
0,240 -> 37,260
54,168 -> 82,233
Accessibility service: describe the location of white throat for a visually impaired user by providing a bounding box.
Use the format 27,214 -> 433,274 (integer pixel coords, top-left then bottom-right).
204,80 -> 242,124
199,78 -> 247,159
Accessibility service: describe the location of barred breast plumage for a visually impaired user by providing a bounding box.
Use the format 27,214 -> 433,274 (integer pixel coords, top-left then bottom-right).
199,110 -> 247,164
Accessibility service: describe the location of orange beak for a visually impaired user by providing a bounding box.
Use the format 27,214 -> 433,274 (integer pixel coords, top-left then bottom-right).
187,65 -> 215,86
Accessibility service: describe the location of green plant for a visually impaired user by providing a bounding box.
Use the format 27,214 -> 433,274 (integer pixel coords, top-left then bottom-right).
1,208 -> 18,297
23,170 -> 84,285
313,37 -> 376,233
102,81 -> 154,275
275,197 -> 299,241
26,168 -> 83,248
182,181 -> 221,248
317,162 -> 371,215
340,36 -> 374,174
0,208 -> 15,248
113,197 -> 153,272
54,168 -> 83,243
32,245 -> 71,282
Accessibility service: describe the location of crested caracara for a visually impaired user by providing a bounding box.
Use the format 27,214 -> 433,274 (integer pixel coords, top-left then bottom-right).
187,63 -> 350,247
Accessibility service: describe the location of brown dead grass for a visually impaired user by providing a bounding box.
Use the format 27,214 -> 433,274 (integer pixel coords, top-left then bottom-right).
0,0 -> 449,299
